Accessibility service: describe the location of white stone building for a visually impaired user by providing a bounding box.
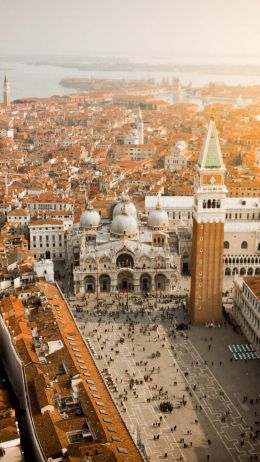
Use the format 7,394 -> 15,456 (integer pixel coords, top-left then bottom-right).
7,208 -> 30,225
29,219 -> 66,261
115,143 -> 155,161
145,196 -> 260,276
67,197 -> 180,295
33,259 -> 55,282
28,193 -> 74,214
164,141 -> 189,170
233,276 -> 260,353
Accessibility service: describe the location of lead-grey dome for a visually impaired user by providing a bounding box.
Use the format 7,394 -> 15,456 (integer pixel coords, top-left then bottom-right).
111,206 -> 138,238
80,204 -> 101,229
113,194 -> 137,219
148,202 -> 169,230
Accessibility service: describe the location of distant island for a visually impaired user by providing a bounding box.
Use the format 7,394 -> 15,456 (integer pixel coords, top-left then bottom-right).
26,57 -> 260,76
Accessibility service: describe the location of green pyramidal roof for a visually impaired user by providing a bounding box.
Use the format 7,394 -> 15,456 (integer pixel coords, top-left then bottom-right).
205,133 -> 221,167
198,119 -> 224,169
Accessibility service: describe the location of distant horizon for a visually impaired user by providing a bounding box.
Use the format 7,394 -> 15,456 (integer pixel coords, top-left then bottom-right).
2,1 -> 260,68
1,53 -> 260,67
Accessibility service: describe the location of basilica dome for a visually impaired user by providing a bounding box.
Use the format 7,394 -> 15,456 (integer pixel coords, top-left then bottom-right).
147,202 -> 169,230
80,204 -> 101,229
176,140 -> 187,150
113,194 -> 137,219
111,206 -> 138,238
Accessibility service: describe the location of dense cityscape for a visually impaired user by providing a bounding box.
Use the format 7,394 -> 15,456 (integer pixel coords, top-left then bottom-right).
0,68 -> 259,462
0,1 -> 260,461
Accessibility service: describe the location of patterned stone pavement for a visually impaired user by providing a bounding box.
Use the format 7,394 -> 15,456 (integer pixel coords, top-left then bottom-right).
171,333 -> 260,462
69,295 -> 260,462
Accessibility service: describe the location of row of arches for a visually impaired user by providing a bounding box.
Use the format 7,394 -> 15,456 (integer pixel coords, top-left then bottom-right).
84,272 -> 168,293
224,241 -> 252,250
224,241 -> 260,251
225,267 -> 260,276
224,256 -> 260,265
82,252 -> 168,271
203,199 -> 221,209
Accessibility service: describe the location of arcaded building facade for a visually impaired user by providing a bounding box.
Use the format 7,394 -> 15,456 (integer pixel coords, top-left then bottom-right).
233,276 -> 260,353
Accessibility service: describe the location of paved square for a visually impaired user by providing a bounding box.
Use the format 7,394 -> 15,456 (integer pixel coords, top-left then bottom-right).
67,284 -> 260,462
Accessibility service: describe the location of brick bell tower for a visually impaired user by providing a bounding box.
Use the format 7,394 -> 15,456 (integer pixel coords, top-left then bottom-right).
190,113 -> 227,324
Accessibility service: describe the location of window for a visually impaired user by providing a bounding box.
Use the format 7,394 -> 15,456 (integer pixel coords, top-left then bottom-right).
241,241 -> 248,249
224,241 -> 229,249
258,243 -> 260,251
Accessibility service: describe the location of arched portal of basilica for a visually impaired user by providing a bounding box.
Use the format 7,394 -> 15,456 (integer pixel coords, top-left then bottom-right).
117,270 -> 134,291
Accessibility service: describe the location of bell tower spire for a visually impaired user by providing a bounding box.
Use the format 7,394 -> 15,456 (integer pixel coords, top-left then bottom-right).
3,73 -> 11,106
137,108 -> 144,145
190,114 -> 227,324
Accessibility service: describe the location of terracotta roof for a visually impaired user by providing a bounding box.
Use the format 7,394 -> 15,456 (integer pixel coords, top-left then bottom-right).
30,219 -> 63,226
0,284 -> 143,462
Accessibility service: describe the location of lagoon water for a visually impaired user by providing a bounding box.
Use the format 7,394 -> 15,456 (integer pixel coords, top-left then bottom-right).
1,59 -> 260,102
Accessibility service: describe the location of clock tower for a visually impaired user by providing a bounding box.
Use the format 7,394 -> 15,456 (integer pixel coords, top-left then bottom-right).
190,115 -> 227,323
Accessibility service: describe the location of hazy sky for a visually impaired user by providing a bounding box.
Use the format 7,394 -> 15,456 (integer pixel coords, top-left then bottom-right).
1,0 -> 260,63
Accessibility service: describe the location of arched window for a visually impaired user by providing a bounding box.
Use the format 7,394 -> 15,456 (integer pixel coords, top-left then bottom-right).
258,243 -> 260,251
207,199 -> 211,208
241,241 -> 248,249
116,253 -> 134,268
224,241 -> 229,249
212,199 -> 216,209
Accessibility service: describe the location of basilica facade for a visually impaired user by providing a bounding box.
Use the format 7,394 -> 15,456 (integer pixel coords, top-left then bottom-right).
66,195 -> 180,295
